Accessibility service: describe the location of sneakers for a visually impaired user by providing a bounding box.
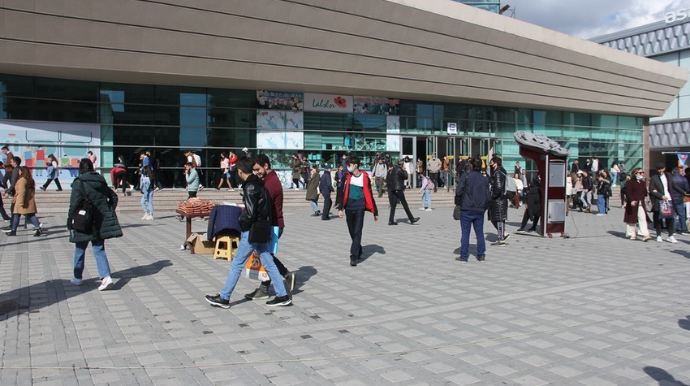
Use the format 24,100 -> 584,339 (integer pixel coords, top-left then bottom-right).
455,257 -> 468,262
477,255 -> 485,262
33,228 -> 43,237
266,295 -> 292,307
388,221 -> 398,225
284,272 -> 296,292
656,236 -> 663,243
503,233 -> 511,241
98,276 -> 114,291
39,186 -> 46,191
410,217 -> 420,224
667,236 -> 678,244
350,255 -> 358,266
491,240 -> 506,246
142,213 -> 149,220
642,235 -> 652,242
244,288 -> 269,300
516,228 -> 526,233
205,294 -> 230,309
425,208 -> 433,211
70,278 -> 83,286
147,214 -> 154,221
419,207 -> 426,210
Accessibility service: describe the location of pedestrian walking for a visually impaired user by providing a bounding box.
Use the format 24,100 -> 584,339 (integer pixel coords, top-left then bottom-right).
140,166 -> 156,220
40,154 -> 62,191
6,166 -> 44,237
67,158 -> 122,291
205,156 -> 291,309
338,156 -> 379,267
623,167 -> 652,241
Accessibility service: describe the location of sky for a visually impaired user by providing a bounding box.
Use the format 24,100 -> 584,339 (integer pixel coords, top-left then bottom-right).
500,0 -> 690,39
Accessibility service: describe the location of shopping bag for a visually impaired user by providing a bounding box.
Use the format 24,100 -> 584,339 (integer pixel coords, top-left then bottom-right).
659,200 -> 674,219
245,252 -> 269,281
270,226 -> 280,254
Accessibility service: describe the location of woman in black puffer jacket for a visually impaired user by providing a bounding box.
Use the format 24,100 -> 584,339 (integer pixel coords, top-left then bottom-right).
67,158 -> 122,291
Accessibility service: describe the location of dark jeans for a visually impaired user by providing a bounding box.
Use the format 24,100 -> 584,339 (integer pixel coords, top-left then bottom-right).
345,208 -> 366,258
388,190 -> 414,223
188,191 -> 197,199
12,213 -> 40,231
322,192 -> 332,219
112,170 -> 127,193
653,209 -> 675,237
42,178 -> 62,191
0,194 -> 10,220
460,210 -> 486,259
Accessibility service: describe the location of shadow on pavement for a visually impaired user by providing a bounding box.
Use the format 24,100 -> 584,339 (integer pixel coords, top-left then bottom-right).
644,366 -> 689,386
0,259 -> 172,318
292,266 -> 317,294
679,316 -> 690,331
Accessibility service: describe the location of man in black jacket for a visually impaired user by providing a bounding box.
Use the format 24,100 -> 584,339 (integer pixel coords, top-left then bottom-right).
649,162 -> 677,243
205,156 -> 292,309
387,161 -> 419,226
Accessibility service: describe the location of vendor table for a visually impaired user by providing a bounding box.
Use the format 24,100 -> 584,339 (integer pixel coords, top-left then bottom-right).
175,209 -> 211,254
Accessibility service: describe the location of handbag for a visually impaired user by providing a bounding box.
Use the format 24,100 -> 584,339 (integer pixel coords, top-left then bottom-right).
249,219 -> 271,244
659,200 -> 674,219
644,196 -> 653,212
70,179 -> 94,233
452,205 -> 462,221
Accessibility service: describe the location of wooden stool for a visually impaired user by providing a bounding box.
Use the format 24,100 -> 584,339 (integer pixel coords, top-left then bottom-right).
214,235 -> 239,260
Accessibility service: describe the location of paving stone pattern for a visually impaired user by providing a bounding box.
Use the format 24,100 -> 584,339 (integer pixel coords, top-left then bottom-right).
1,203 -> 689,385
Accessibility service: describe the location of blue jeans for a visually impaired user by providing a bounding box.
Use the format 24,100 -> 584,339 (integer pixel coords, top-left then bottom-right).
612,173 -> 618,185
74,239 -> 112,280
597,194 -> 606,214
674,202 -> 688,233
220,231 -> 287,301
460,210 -> 486,259
421,190 -> 432,209
11,213 -> 40,231
309,199 -> 319,212
141,190 -> 155,213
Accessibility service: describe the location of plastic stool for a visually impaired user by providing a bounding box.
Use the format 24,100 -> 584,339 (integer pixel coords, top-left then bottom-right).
214,235 -> 239,260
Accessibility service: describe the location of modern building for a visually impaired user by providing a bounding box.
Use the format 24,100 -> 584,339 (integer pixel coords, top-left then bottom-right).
0,0 -> 686,188
592,14 -> 690,169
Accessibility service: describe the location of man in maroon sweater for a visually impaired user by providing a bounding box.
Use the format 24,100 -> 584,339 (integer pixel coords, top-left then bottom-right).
245,154 -> 295,300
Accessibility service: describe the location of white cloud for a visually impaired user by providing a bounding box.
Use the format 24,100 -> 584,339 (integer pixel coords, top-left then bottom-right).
503,0 -> 690,39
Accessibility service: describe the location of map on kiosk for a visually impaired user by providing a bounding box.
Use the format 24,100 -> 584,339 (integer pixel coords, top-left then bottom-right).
513,131 -> 569,157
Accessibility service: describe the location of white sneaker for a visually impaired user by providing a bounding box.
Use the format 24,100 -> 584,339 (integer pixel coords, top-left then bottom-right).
98,276 -> 114,291
199,185 -> 205,190
148,214 -> 154,220
419,207 -> 426,210
425,208 -> 433,211
70,278 -> 83,286
656,236 -> 663,243
142,213 -> 149,220
667,236 -> 678,244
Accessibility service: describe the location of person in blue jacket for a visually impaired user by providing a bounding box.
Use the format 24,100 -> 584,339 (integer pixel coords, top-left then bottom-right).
455,156 -> 490,262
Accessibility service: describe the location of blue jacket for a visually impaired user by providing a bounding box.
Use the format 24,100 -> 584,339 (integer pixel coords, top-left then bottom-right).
456,170 -> 490,212
671,174 -> 690,203
185,168 -> 199,192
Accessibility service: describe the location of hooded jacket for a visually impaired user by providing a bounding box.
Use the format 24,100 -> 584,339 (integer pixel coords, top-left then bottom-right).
67,172 -> 122,243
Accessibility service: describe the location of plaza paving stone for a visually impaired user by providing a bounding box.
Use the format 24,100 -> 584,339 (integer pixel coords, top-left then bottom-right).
0,202 -> 689,385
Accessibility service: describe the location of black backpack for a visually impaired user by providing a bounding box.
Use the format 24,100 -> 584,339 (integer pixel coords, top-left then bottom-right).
71,179 -> 94,233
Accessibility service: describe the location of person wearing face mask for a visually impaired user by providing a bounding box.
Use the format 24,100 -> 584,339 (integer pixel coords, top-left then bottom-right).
623,167 -> 652,241
338,156 -> 379,267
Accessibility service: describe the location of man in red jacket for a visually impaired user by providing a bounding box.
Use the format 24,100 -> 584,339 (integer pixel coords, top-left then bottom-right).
244,154 -> 296,300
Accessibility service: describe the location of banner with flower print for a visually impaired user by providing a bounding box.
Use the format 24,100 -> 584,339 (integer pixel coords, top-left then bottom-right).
304,93 -> 353,113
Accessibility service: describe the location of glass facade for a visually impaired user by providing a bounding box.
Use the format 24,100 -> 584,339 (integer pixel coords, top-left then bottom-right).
0,74 -> 645,187
455,1 -> 502,13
